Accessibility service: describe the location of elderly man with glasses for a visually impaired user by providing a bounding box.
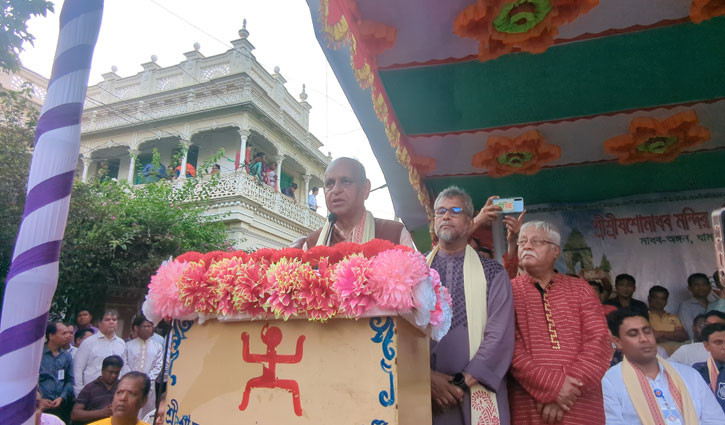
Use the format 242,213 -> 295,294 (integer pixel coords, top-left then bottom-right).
509,221 -> 611,425
426,186 -> 514,425
297,157 -> 415,248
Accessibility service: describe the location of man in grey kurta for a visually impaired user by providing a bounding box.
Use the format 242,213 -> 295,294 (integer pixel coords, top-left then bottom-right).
429,186 -> 515,425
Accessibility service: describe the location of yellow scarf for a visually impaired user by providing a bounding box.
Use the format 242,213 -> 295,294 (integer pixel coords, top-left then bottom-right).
426,245 -> 499,423
315,210 -> 376,246
621,355 -> 698,425
706,355 -> 719,394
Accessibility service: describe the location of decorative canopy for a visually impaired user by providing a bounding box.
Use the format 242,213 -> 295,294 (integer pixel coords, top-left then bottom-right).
306,0 -> 725,242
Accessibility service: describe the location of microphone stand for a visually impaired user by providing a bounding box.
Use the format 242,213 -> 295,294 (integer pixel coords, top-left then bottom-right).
325,213 -> 337,246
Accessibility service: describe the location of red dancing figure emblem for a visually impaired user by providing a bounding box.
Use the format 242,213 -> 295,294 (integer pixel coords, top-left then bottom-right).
239,323 -> 306,416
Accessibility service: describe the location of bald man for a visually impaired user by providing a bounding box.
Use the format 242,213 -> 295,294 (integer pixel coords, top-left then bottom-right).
298,157 -> 414,248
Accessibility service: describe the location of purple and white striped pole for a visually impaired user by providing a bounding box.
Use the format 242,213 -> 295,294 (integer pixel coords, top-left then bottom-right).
0,1 -> 103,424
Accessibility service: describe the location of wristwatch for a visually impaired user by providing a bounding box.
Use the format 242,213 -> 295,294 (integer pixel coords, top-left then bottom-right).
451,373 -> 469,393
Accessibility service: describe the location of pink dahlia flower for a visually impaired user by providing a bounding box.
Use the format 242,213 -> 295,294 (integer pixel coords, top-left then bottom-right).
147,259 -> 194,319
333,254 -> 375,317
265,258 -> 308,320
231,259 -> 270,318
178,261 -> 216,313
368,249 -> 429,310
295,258 -> 340,321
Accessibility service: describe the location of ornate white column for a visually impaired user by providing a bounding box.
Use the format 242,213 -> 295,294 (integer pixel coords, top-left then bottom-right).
179,139 -> 191,179
81,156 -> 91,183
274,154 -> 284,191
302,174 -> 311,206
237,129 -> 250,171
127,148 -> 139,184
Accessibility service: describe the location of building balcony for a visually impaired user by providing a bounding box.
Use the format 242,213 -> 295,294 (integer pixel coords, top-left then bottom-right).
189,171 -> 326,235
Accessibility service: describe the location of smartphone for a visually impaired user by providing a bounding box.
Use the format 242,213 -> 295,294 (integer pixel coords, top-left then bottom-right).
493,197 -> 524,214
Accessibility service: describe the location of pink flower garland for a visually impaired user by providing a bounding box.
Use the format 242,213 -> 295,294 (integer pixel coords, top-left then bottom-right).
144,240 -> 455,340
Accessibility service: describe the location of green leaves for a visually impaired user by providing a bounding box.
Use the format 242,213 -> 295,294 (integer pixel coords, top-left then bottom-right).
0,0 -> 54,72
52,178 -> 232,317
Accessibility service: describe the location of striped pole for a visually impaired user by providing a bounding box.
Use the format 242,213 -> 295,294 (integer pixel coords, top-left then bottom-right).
0,1 -> 103,424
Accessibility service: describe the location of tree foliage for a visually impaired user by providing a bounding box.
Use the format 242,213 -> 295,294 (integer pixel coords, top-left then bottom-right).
0,0 -> 54,71
53,178 -> 233,317
0,86 -> 37,285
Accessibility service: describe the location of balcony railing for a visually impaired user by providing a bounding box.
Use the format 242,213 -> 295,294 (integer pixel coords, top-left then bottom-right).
189,171 -> 326,231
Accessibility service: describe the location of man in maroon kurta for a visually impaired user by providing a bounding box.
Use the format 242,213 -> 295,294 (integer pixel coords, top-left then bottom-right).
294,157 -> 414,248
510,221 -> 611,425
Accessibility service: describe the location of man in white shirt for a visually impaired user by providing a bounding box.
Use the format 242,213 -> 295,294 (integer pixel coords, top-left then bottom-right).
73,310 -> 128,396
125,315 -> 163,418
307,187 -> 319,212
602,309 -> 724,424
670,311 -> 725,366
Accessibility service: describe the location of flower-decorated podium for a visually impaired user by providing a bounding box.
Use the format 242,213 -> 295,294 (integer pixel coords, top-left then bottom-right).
143,240 -> 452,425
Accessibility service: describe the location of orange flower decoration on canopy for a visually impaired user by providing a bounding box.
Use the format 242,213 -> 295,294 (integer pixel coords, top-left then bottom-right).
410,155 -> 437,176
690,0 -> 725,23
321,0 -> 397,88
604,110 -> 711,165
472,130 -> 561,177
455,0 -> 599,62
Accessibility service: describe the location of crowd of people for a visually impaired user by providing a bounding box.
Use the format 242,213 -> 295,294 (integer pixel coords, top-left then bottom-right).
37,310 -> 167,425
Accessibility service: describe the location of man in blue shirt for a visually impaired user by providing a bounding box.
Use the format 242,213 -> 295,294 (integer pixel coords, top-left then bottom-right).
308,186 -> 319,211
39,321 -> 75,422
693,323 -> 725,413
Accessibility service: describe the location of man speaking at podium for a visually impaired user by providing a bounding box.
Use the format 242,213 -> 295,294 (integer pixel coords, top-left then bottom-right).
298,157 -> 415,248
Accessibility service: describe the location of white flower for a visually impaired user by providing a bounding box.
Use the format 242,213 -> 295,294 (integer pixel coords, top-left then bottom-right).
412,275 -> 436,326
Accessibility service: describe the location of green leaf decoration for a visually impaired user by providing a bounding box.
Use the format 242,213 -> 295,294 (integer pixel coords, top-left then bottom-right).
497,151 -> 534,167
493,0 -> 553,34
636,136 -> 677,154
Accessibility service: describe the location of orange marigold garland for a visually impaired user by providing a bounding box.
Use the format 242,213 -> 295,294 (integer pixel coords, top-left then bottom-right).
454,0 -> 599,62
603,110 -> 711,165
690,0 -> 725,23
472,130 -> 561,177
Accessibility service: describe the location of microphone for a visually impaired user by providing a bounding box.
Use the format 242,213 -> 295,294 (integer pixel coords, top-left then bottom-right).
325,213 -> 337,246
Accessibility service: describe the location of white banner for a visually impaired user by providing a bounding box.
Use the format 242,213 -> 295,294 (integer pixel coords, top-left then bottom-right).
525,190 -> 725,312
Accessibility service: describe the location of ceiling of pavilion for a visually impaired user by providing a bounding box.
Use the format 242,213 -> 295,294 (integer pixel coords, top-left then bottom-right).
306,0 -> 725,233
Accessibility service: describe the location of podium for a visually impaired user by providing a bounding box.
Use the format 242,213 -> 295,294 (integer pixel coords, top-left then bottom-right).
144,242 -> 451,424
165,316 -> 432,424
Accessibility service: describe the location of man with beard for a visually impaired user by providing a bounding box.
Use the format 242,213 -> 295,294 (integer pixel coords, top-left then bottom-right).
509,221 -> 611,425
426,186 -> 514,425
602,309 -> 723,424
298,157 -> 414,248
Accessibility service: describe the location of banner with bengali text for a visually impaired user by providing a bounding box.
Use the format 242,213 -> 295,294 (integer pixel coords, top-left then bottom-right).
524,190 -> 725,311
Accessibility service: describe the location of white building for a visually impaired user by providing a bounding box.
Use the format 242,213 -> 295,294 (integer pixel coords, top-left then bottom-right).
7,22 -> 329,250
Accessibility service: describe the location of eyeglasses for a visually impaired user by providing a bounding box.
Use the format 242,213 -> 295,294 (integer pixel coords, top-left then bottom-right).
516,238 -> 558,247
434,207 -> 466,217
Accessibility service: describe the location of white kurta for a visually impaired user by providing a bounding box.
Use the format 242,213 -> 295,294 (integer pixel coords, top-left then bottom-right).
73,332 -> 127,396
126,337 -> 164,418
602,360 -> 725,425
669,342 -> 709,366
